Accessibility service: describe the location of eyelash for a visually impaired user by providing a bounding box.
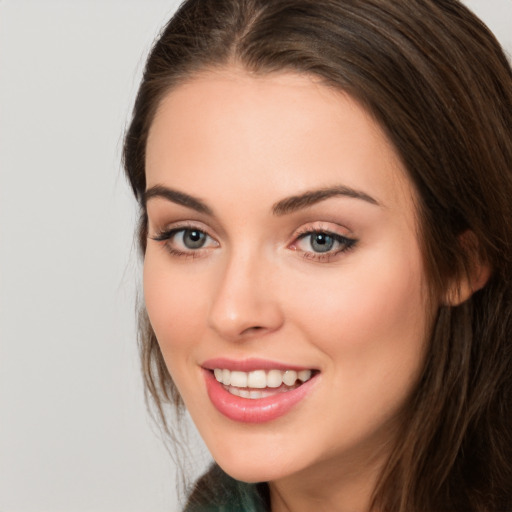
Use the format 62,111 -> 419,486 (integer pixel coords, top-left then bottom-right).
293,229 -> 357,262
150,224 -> 217,259
149,224 -> 357,262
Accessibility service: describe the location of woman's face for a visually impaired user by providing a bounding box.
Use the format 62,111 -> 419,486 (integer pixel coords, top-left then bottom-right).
144,68 -> 432,488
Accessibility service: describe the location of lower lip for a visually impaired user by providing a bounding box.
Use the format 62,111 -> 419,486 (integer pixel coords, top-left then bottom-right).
203,369 -> 318,423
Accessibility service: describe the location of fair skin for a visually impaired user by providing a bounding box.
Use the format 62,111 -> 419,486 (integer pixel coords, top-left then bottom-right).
143,67 -> 434,512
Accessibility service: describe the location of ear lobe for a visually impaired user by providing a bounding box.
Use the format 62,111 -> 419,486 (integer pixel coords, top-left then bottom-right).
443,231 -> 491,306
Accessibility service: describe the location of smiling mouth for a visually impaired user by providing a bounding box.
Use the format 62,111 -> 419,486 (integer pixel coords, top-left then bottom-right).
212,368 -> 316,399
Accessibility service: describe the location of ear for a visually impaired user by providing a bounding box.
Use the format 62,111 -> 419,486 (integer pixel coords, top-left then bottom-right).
443,231 -> 491,306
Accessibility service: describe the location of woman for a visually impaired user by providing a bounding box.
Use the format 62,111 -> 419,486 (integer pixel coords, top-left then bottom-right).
123,0 -> 512,510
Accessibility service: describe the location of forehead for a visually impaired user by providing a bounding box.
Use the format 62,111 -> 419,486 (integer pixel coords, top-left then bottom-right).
145,67 -> 417,217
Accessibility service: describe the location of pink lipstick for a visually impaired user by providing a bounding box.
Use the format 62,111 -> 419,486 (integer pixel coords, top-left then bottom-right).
201,359 -> 319,423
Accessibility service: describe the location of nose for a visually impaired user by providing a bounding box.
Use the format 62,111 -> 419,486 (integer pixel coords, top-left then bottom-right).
207,250 -> 284,342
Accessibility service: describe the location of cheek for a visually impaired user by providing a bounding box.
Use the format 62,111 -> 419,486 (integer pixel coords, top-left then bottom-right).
281,252 -> 430,445
285,246 -> 430,375
143,249 -> 208,364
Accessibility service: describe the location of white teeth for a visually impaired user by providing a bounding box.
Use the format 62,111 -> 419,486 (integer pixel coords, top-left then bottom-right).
213,367 -> 314,389
229,386 -> 241,397
282,370 -> 297,386
267,369 -> 283,388
230,371 -> 248,387
298,369 -> 312,382
223,385 -> 294,399
247,370 -> 266,389
238,389 -> 250,399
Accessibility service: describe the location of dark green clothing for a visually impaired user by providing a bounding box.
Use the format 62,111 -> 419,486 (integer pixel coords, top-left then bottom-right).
184,464 -> 270,512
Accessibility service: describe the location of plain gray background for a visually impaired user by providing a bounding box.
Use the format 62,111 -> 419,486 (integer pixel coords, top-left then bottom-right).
0,1 -> 510,511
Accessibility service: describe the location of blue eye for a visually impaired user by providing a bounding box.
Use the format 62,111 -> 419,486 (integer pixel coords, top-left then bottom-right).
181,229 -> 207,249
151,226 -> 218,256
295,230 -> 356,257
309,232 -> 335,253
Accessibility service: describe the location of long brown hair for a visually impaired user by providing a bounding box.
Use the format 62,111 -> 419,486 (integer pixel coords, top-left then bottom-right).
123,1 -> 512,510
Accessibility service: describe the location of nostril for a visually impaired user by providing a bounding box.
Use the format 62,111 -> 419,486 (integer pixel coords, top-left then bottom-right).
241,325 -> 264,336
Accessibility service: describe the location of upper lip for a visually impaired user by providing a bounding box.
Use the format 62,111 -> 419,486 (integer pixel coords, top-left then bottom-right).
201,357 -> 317,372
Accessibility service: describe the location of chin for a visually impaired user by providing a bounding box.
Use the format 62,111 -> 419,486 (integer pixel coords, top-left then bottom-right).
215,459 -> 286,484
209,439 -> 308,484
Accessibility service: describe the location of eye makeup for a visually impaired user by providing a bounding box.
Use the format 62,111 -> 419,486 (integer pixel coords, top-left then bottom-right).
149,219 -> 358,264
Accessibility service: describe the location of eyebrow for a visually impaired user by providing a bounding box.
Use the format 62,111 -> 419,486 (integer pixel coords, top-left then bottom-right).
144,183 -> 379,216
144,185 -> 213,215
272,185 -> 380,215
